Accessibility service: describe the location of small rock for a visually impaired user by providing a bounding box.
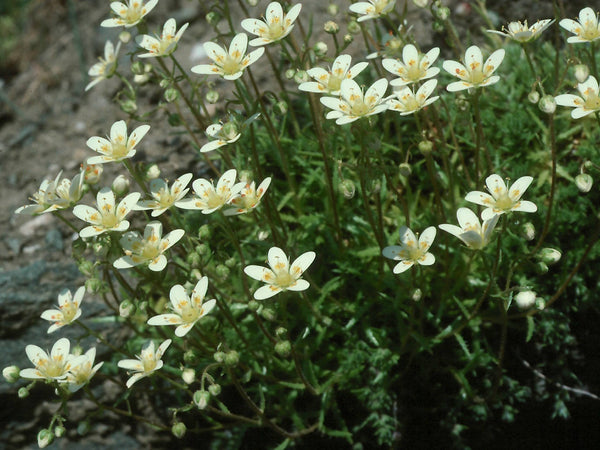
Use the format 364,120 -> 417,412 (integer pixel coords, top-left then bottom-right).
4,237 -> 21,254
45,228 -> 64,251
18,214 -> 54,236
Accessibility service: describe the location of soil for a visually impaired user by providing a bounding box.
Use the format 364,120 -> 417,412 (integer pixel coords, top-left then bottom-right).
0,0 -> 591,449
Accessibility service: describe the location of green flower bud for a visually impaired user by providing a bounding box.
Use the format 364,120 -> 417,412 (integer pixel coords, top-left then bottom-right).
285,69 -> 296,79
195,244 -> 210,257
224,257 -> 237,269
324,21 -> 339,34
198,224 -> 211,240
119,300 -> 134,318
327,3 -> 339,15
208,383 -> 221,396
159,78 -> 171,89
538,248 -> 562,265
18,387 -> 30,398
261,307 -> 276,321
164,87 -> 180,103
145,163 -> 161,180
37,429 -> 54,448
168,113 -> 181,126
274,100 -> 288,115
339,179 -> 356,199
186,252 -> 201,268
54,425 -> 66,438
535,261 -> 549,274
183,350 -> 197,364
313,41 -> 328,57
206,11 -> 221,26
343,34 -> 353,44
294,70 -> 309,84
275,340 -> 291,357
85,277 -> 103,293
120,99 -> 137,114
215,264 -> 230,280
111,175 -> 130,196
347,20 -> 361,34
435,6 -> 450,20
205,90 -> 219,104
131,61 -> 145,75
247,0 -> 259,6
521,222 -> 535,241
515,291 -> 536,309
172,422 -> 187,439
275,327 -> 287,338
247,300 -> 260,311
193,390 -> 210,409
224,350 -> 239,366
538,95 -> 556,114
411,288 -> 422,302
119,31 -> 131,44
575,173 -> 593,193
398,162 -> 412,177
418,140 -> 434,155
575,64 -> 589,83
213,351 -> 226,363
77,259 -> 94,277
3,365 -> 20,383
527,90 -> 540,104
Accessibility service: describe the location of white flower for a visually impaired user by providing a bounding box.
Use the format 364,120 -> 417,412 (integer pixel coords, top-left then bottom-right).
555,76 -> 600,119
101,0 -> 159,28
65,348 -> 104,393
382,226 -> 436,274
147,277 -> 216,337
200,122 -> 241,153
118,339 -> 171,388
40,286 -> 85,333
191,33 -> 264,81
438,208 -> 499,250
15,171 -> 84,215
487,19 -> 554,42
73,188 -> 140,238
134,173 -> 193,216
388,79 -> 439,115
349,0 -> 396,22
137,18 -> 189,58
559,7 -> 600,43
299,54 -> 369,95
224,177 -> 272,215
86,120 -> 151,164
86,40 -> 121,91
465,174 -> 537,221
442,45 -> 505,92
241,2 -> 302,46
113,221 -> 184,271
514,290 -> 537,309
244,247 -> 316,300
20,338 -> 73,381
177,169 -> 245,214
382,45 -> 440,87
320,78 -> 389,124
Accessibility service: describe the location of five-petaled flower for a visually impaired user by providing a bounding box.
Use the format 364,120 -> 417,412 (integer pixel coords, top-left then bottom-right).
147,277 -> 217,337
20,338 -> 74,381
382,45 -> 440,87
118,339 -> 171,388
40,286 -> 86,334
191,33 -> 265,80
137,18 -> 189,58
134,173 -> 193,216
86,120 -> 151,164
382,226 -> 436,274
225,177 -> 272,216
113,221 -> 184,272
443,45 -> 505,92
299,54 -> 369,95
320,78 -> 389,124
66,348 -> 104,393
439,208 -> 499,250
349,0 -> 396,22
101,0 -> 158,28
244,247 -> 316,300
86,40 -> 121,92
555,75 -> 600,119
488,19 -> 554,43
559,7 -> 600,43
388,79 -> 439,115
200,122 -> 242,153
73,187 -> 140,238
177,169 -> 245,214
241,2 -> 302,46
465,174 -> 537,221
15,170 -> 84,215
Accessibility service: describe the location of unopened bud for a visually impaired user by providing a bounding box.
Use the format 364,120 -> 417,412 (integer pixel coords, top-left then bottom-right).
313,42 -> 328,57
248,299 -> 260,311
435,6 -> 450,20
187,252 -> 201,268
85,277 -> 103,293
575,173 -> 593,193
413,0 -> 429,7
535,261 -> 549,274
119,300 -> 134,318
418,140 -> 434,155
54,426 -> 66,438
18,387 -> 30,398
327,3 -> 339,15
258,230 -> 269,241
119,31 -> 131,43
183,350 -> 197,364
194,390 -> 210,409
515,290 -> 536,309
198,224 -> 211,240
294,70 -> 309,84
111,175 -> 130,196
275,327 -> 287,338
411,288 -> 422,302
324,20 -> 339,34
224,350 -> 239,366
275,340 -> 291,357
172,422 -> 186,439
208,383 -> 221,396
527,90 -> 540,104
285,68 -> 296,79
205,90 -> 219,104
575,64 -> 589,83
521,222 -> 535,241
206,11 -> 221,26
343,34 -> 354,44
274,100 -> 288,115
539,95 -> 556,114
120,99 -> 137,114
164,87 -> 180,103
215,264 -> 230,280
145,163 -> 161,180
131,61 -> 145,75
83,163 -> 103,184
339,179 -> 356,199
182,368 -> 195,384
3,366 -> 20,383
246,0 -> 259,6
538,248 -> 562,265
37,429 -> 54,448
398,162 -> 412,177
348,20 -> 361,34
213,351 -> 226,363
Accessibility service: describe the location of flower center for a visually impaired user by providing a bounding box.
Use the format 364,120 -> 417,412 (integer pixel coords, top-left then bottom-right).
157,189 -> 176,208
40,357 -> 66,378
350,97 -> 370,116
101,213 -> 119,228
273,269 -> 295,288
267,20 -> 285,40
142,357 -> 157,373
327,74 -> 343,92
494,193 -> 514,211
206,190 -> 226,209
406,63 -> 426,81
111,142 -> 128,159
469,68 -> 486,85
180,305 -> 200,323
401,96 -> 420,112
584,93 -> 600,110
581,23 -> 600,41
221,56 -> 243,76
61,302 -> 78,323
140,242 -> 160,260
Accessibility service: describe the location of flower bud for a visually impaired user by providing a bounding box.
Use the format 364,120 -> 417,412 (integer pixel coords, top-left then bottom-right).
205,90 -> 219,104
324,21 -> 339,34
131,61 -> 145,75
275,340 -> 291,357
248,299 -> 260,311
313,42 -> 328,57
224,257 -> 237,269
208,383 -> 221,396
521,222 -> 535,241
164,87 -> 180,103
285,68 -> 296,79
347,20 -> 361,34
274,100 -> 288,115
275,327 -> 288,338
413,0 -> 429,6
215,264 -> 230,280
538,248 -> 562,265
194,390 -> 210,409
258,231 -> 269,241
159,79 -> 171,89
83,163 -> 103,184
182,368 -> 195,384
435,6 -> 450,20
247,0 -> 258,5
54,426 -> 66,438
574,65 -> 589,83
120,99 -> 138,114
37,429 -> 54,448
85,277 -> 103,293
77,259 -> 94,277
213,351 -> 226,363
535,261 -> 549,274
119,31 -> 131,43
3,365 -> 20,383
539,95 -> 556,114
172,422 -> 187,439
343,34 -> 354,45
195,243 -> 209,257
183,350 -> 197,364
224,350 -> 239,366
119,300 -> 134,318
111,175 -> 130,196
261,307 -> 276,321
206,11 -> 221,26
18,387 -> 30,398
515,291 -> 536,309
327,3 -> 339,15
145,163 -> 161,180
527,90 -> 540,104
198,224 -> 211,240
411,288 -> 422,302
418,140 -> 434,155
294,70 -> 309,84
398,162 -> 412,177
575,173 -> 593,193
186,251 -> 201,268
339,179 -> 356,199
